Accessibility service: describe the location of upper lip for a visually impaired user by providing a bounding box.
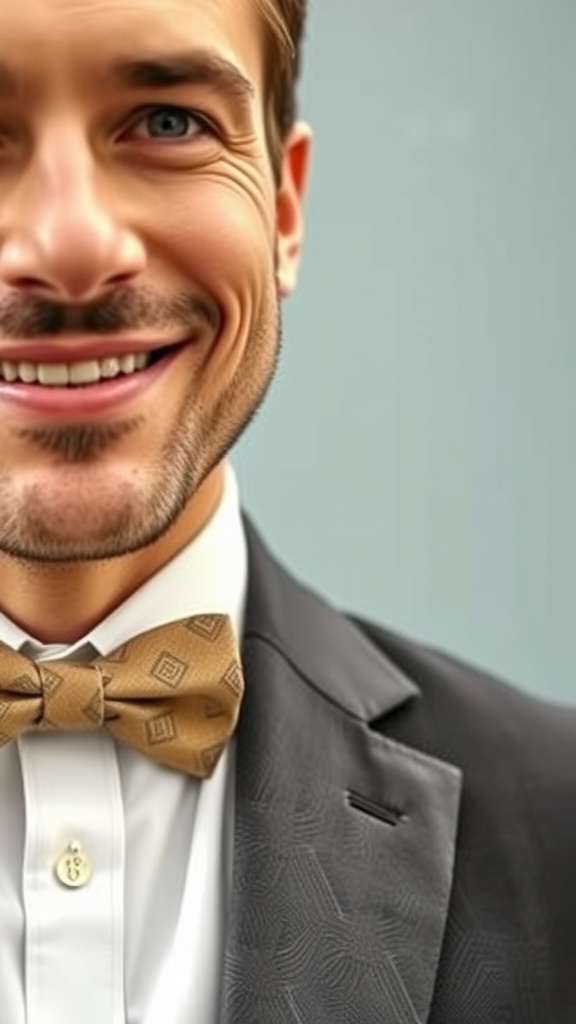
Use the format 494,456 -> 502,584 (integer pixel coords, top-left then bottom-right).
0,336 -> 187,364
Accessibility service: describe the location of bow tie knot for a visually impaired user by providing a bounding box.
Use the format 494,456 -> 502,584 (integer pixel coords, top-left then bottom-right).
0,615 -> 244,777
37,661 -> 105,731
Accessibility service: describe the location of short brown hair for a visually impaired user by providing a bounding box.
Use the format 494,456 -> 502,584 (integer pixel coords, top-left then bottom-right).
255,0 -> 307,182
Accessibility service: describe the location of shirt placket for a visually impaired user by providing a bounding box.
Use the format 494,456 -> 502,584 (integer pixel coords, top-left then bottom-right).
18,730 -> 125,1024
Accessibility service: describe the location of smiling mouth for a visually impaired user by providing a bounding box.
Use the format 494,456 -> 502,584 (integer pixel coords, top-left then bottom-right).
0,347 -> 173,387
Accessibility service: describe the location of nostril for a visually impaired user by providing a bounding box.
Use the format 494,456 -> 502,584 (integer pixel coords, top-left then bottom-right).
105,272 -> 136,288
7,277 -> 49,289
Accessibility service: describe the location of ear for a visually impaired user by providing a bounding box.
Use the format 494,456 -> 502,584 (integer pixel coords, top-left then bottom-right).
275,122 -> 313,298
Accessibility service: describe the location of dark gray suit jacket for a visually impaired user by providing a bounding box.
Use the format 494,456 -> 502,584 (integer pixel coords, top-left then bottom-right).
221,520 -> 576,1023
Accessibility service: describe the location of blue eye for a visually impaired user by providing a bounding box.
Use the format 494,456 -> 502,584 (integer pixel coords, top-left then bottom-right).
132,106 -> 208,140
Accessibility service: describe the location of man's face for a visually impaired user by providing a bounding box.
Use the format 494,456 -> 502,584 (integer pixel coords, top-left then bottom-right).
0,0 -> 309,562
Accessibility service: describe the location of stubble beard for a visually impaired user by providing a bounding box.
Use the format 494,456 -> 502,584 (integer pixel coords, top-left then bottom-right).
0,302 -> 282,564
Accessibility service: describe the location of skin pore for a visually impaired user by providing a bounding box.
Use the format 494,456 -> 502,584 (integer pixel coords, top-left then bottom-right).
0,0 -> 311,641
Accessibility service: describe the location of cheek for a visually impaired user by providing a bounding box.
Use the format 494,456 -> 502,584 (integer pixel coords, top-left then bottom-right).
146,175 -> 277,372
151,171 -> 275,298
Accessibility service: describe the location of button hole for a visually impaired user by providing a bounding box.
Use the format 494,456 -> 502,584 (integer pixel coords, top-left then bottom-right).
347,789 -> 407,827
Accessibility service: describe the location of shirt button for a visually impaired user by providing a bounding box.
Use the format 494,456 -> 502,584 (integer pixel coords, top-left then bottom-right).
55,839 -> 92,889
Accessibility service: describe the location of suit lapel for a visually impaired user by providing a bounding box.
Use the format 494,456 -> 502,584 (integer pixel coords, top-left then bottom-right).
221,523 -> 462,1024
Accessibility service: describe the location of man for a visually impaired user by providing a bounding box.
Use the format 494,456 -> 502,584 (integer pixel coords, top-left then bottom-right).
0,0 -> 574,1021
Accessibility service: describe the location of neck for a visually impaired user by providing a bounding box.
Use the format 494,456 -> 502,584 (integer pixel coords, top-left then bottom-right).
0,466 -> 224,644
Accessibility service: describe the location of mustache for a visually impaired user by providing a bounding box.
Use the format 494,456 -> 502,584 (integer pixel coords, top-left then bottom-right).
0,287 -> 220,339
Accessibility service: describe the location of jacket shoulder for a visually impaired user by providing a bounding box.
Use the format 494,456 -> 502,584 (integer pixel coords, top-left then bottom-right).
349,613 -> 576,774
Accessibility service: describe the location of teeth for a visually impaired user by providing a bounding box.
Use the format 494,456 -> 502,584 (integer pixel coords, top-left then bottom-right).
2,361 -> 18,382
69,361 -> 101,386
100,357 -> 120,379
120,354 -> 135,374
0,352 -> 153,387
38,364 -> 69,386
19,362 -> 37,384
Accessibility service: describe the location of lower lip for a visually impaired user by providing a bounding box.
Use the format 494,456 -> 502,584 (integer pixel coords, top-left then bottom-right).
0,346 -> 185,417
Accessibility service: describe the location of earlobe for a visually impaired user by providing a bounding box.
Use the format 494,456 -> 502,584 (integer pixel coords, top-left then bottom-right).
276,122 -> 313,298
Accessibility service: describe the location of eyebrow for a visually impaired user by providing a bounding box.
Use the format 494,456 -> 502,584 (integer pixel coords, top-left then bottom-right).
0,50 -> 255,105
106,50 -> 255,100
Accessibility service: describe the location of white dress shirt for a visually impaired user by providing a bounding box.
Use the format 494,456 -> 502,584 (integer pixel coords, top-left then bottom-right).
0,462 -> 247,1024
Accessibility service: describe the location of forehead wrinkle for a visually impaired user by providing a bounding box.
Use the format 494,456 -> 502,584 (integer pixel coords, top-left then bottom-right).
0,0 -> 265,102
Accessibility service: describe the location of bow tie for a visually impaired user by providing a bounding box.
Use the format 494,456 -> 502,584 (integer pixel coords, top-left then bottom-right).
0,615 -> 243,777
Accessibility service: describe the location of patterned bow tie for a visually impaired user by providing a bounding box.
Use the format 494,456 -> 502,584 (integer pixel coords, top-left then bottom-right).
0,615 -> 243,777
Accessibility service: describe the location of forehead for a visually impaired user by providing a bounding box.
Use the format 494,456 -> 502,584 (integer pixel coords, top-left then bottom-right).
0,0 -> 265,95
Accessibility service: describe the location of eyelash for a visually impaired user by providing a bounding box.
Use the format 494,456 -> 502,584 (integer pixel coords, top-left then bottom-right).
126,104 -> 217,143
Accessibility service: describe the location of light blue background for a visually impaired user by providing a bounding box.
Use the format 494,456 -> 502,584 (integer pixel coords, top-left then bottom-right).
235,0 -> 576,702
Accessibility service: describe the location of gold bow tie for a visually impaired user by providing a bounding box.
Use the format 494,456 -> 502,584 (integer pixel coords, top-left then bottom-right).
0,615 -> 243,777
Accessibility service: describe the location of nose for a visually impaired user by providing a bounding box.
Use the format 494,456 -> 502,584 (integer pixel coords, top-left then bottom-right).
0,129 -> 146,304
